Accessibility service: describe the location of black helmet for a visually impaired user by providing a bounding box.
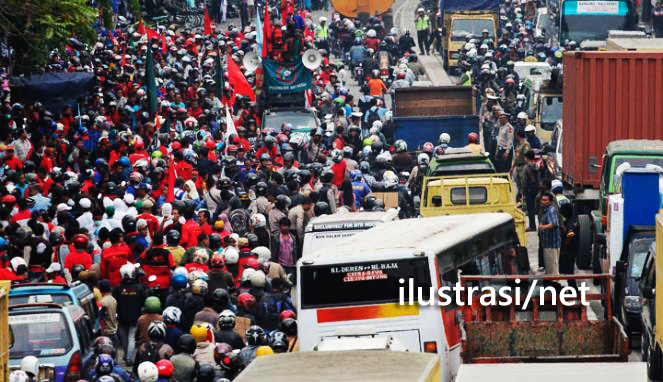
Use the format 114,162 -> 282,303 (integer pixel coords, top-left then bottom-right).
269,331 -> 289,353
105,181 -> 117,194
166,230 -> 180,246
314,201 -> 330,216
255,182 -> 268,196
279,318 -> 298,336
321,170 -> 334,184
218,177 -> 232,189
209,233 -> 222,250
374,199 -> 385,211
246,325 -> 266,346
364,195 -> 377,210
299,169 -> 312,184
309,163 -> 323,178
178,334 -> 197,354
121,215 -> 136,233
197,364 -> 216,382
212,288 -> 231,309
275,194 -> 291,209
359,161 -> 371,173
246,233 -> 259,248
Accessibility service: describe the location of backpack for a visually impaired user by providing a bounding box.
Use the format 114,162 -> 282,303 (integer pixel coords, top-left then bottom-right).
366,107 -> 381,126
142,341 -> 161,364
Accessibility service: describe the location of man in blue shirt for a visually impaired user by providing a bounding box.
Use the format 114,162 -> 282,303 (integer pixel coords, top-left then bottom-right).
538,192 -> 561,275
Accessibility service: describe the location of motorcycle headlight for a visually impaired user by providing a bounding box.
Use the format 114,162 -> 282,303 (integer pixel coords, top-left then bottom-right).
624,296 -> 642,311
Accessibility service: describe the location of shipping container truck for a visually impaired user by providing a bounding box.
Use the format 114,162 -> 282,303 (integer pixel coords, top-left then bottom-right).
439,0 -> 499,70
560,51 -> 663,270
606,38 -> 663,51
392,86 -> 479,150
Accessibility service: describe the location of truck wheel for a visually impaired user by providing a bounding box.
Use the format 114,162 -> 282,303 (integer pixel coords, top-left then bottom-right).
648,345 -> 662,381
592,244 -> 603,284
643,333 -> 649,362
576,214 -> 592,270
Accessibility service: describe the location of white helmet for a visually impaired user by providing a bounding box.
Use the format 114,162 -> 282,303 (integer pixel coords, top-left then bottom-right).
162,306 -> 182,324
418,153 -> 430,165
525,124 -> 536,132
369,127 -> 379,135
120,262 -> 136,280
10,371 -> 29,382
249,213 -> 267,228
137,361 -> 159,382
241,268 -> 256,283
224,246 -> 240,265
20,356 -> 39,376
439,133 -> 451,145
517,111 -> 528,119
383,171 -> 398,188
332,150 -> 343,163
372,120 -> 383,130
251,270 -> 267,288
367,29 -> 377,37
251,246 -> 272,264
467,48 -> 477,57
319,16 -> 327,22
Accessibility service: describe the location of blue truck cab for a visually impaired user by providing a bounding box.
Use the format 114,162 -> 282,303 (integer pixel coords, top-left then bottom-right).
9,303 -> 95,382
9,282 -> 99,334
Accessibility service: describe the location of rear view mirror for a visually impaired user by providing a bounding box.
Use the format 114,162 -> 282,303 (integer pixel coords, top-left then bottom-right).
642,286 -> 655,299
432,196 -> 442,207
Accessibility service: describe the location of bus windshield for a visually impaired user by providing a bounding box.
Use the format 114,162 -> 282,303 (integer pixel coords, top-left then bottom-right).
300,258 -> 432,308
561,0 -> 632,42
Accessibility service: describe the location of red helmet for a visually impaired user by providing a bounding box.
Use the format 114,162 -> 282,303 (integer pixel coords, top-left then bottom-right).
422,142 -> 434,153
244,258 -> 262,270
237,293 -> 256,310
73,234 -> 89,250
171,141 -> 182,150
206,140 -> 216,149
468,132 -> 479,144
156,359 -> 174,377
228,145 -> 238,152
210,253 -> 225,268
279,310 -> 296,322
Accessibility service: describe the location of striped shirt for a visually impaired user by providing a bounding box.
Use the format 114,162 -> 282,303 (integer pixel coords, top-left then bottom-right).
539,205 -> 561,249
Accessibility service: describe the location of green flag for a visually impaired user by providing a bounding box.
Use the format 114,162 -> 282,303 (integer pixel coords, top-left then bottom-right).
145,44 -> 158,116
215,52 -> 225,99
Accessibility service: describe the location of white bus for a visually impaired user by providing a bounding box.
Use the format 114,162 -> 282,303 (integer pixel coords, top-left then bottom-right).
301,210 -> 399,258
297,213 -> 527,382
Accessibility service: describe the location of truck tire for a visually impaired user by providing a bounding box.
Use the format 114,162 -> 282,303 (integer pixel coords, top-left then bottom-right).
648,345 -> 662,381
643,333 -> 649,362
576,214 -> 592,270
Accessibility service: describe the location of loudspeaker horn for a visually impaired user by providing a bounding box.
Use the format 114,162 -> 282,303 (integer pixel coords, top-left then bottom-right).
302,49 -> 323,70
243,51 -> 261,73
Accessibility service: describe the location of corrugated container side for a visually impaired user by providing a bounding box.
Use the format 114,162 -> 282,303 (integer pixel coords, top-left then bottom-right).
394,86 -> 475,117
0,281 -> 9,381
563,52 -> 663,188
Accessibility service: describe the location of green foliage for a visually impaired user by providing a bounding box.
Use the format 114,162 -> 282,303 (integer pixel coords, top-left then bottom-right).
0,0 -> 97,75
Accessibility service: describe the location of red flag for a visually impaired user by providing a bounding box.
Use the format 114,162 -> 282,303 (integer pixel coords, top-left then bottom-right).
166,154 -> 175,203
121,45 -> 127,66
262,5 -> 271,58
145,27 -> 159,41
109,29 -> 115,47
226,53 -> 256,102
138,18 -> 145,35
162,34 -> 167,54
204,7 -> 212,35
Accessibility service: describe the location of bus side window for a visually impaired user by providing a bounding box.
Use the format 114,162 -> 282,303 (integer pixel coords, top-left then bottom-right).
441,269 -> 459,310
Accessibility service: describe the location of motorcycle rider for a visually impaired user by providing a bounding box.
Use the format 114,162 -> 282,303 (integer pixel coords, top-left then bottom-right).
113,262 -> 146,365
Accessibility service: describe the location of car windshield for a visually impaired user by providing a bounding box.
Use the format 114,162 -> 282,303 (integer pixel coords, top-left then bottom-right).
629,238 -> 654,278
10,294 -> 73,306
450,19 -> 494,41
540,96 -> 562,125
430,162 -> 495,176
9,312 -> 73,358
264,113 -> 317,132
561,1 -> 630,42
300,258 -> 431,308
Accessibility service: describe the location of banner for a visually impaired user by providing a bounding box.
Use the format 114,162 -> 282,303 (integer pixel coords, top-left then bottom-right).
262,58 -> 312,94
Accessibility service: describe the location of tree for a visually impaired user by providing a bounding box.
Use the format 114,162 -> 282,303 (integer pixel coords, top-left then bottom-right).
0,0 -> 97,75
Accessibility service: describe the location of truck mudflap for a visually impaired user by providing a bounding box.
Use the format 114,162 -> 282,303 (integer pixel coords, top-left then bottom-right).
459,274 -> 629,364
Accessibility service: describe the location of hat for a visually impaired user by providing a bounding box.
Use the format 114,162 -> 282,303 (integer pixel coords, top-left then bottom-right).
46,263 -> 62,273
57,203 -> 72,212
79,198 -> 92,209
124,193 -> 135,205
351,111 -> 363,118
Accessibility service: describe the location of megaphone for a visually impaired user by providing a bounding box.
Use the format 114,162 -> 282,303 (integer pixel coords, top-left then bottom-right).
243,51 -> 261,73
302,49 -> 323,70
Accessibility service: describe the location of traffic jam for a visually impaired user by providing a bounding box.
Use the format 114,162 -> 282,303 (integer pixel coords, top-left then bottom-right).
0,0 -> 662,380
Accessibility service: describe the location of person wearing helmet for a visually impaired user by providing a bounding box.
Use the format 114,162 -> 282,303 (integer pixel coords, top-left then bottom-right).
88,353 -> 131,382
239,325 -> 266,366
113,262 -> 146,365
135,296 -> 163,350
218,310 -> 246,350
140,233 -> 175,293
392,140 -> 414,173
171,334 -> 197,381
162,306 -> 183,351
64,233 -> 93,271
350,169 -> 372,210
315,16 -> 329,50
438,132 -> 451,152
190,323 -> 215,366
407,153 -> 430,198
398,28 -> 416,54
261,278 -> 296,331
465,132 -> 482,154
137,361 -> 159,382
208,252 -> 235,294
133,320 -> 170,376
415,8 -> 430,55
525,124 -> 542,149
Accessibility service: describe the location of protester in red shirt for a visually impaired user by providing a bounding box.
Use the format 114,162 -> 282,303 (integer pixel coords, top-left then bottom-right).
3,147 -> 23,170
140,232 -> 174,289
174,151 -> 193,181
64,234 -> 93,271
101,229 -> 131,286
181,209 -> 202,248
331,150 -> 348,187
198,209 -> 213,236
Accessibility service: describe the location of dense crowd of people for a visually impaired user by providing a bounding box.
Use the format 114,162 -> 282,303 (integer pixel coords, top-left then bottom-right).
1,0 -> 584,379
